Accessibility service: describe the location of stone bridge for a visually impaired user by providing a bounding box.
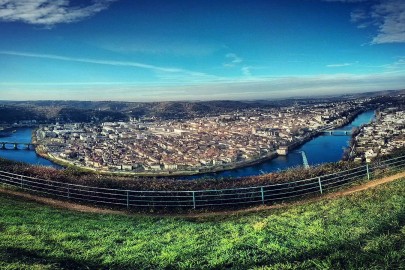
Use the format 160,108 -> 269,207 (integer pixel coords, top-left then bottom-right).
0,142 -> 37,150
322,130 -> 352,136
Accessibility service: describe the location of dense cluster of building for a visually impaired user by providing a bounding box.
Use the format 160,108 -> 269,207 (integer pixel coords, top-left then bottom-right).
352,107 -> 405,162
35,101 -> 360,173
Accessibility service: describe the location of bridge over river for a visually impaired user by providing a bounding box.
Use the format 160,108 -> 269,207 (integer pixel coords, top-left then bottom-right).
0,110 -> 376,178
299,151 -> 310,168
0,142 -> 37,150
322,130 -> 352,136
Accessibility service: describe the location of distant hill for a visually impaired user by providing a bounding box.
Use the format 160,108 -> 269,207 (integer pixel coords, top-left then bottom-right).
0,89 -> 404,124
0,100 -> 270,124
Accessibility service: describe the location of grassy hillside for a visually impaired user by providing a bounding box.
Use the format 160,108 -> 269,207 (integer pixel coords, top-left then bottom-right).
1,176 -> 404,270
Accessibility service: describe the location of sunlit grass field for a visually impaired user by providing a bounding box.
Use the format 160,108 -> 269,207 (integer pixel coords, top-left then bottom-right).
1,177 -> 404,270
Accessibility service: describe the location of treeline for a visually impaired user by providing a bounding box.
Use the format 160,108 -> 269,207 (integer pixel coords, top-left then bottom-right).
0,105 -> 128,124
0,100 -> 267,124
1,90 -> 404,124
0,106 -> 46,123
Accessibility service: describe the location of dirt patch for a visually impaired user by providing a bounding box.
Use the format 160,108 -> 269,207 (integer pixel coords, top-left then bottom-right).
1,171 -> 404,218
0,188 -> 124,216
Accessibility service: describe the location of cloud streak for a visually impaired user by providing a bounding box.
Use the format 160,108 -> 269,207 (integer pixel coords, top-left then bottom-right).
99,37 -> 224,57
0,0 -> 116,26
326,62 -> 357,67
0,50 -> 209,77
325,0 -> 405,44
2,72 -> 404,101
371,0 -> 405,44
223,53 -> 243,67
241,66 -> 252,76
344,0 -> 405,44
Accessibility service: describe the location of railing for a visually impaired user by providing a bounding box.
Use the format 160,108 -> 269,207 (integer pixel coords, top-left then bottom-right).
0,155 -> 404,210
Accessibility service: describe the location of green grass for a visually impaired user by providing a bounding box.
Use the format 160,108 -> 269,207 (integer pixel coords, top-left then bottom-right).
1,177 -> 405,270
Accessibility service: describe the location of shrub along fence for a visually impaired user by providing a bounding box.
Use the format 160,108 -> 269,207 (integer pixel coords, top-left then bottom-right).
0,155 -> 404,210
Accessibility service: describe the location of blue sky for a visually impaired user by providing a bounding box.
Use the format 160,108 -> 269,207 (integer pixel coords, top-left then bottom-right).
0,0 -> 404,101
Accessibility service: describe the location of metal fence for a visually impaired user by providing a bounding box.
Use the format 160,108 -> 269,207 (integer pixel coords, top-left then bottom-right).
0,155 -> 404,210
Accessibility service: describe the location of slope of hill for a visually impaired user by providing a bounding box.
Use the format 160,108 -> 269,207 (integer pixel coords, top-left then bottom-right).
0,100 -> 264,123
1,176 -> 404,269
1,89 -> 403,124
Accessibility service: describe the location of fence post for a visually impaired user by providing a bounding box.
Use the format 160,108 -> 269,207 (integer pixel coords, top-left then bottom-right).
20,175 -> 23,189
192,191 -> 196,209
67,183 -> 70,199
366,164 -> 370,180
318,177 -> 323,194
126,190 -> 129,208
261,187 -> 265,204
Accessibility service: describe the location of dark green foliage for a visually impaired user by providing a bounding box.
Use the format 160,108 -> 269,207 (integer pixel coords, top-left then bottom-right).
0,106 -> 45,123
0,154 -> 393,191
57,107 -> 128,123
1,142 -> 405,195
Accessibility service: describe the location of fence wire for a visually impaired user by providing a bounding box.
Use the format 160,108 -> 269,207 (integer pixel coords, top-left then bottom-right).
0,155 -> 404,210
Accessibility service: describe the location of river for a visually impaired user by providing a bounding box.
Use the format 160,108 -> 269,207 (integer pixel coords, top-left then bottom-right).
186,110 -> 375,179
0,110 -> 375,178
0,128 -> 59,167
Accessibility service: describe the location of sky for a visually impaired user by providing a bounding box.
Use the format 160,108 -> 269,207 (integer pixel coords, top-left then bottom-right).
0,0 -> 404,101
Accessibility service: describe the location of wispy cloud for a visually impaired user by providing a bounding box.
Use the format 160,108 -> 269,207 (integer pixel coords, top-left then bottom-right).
223,53 -> 243,67
350,9 -> 367,23
324,0 -> 405,44
350,9 -> 373,28
326,62 -> 357,67
2,72 -> 404,101
0,50 -> 209,77
383,56 -> 405,72
348,0 -> 405,44
371,0 -> 405,44
241,66 -> 252,76
0,0 -> 116,26
224,52 -> 252,78
99,37 -> 224,57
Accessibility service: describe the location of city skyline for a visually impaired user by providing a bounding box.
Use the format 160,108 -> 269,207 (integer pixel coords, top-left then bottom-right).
0,0 -> 404,101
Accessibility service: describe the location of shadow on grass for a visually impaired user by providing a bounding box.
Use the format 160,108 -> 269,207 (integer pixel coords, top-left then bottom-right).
1,247 -> 93,270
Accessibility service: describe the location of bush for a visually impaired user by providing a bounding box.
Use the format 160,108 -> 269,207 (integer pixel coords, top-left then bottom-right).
1,146 -> 404,192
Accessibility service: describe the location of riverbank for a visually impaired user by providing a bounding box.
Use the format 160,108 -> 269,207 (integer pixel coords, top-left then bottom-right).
0,127 -> 17,138
34,123 -> 342,178
2,147 -> 397,191
40,149 -> 279,177
268,109 -> 369,162
34,109 -> 371,177
2,109 -> 375,178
